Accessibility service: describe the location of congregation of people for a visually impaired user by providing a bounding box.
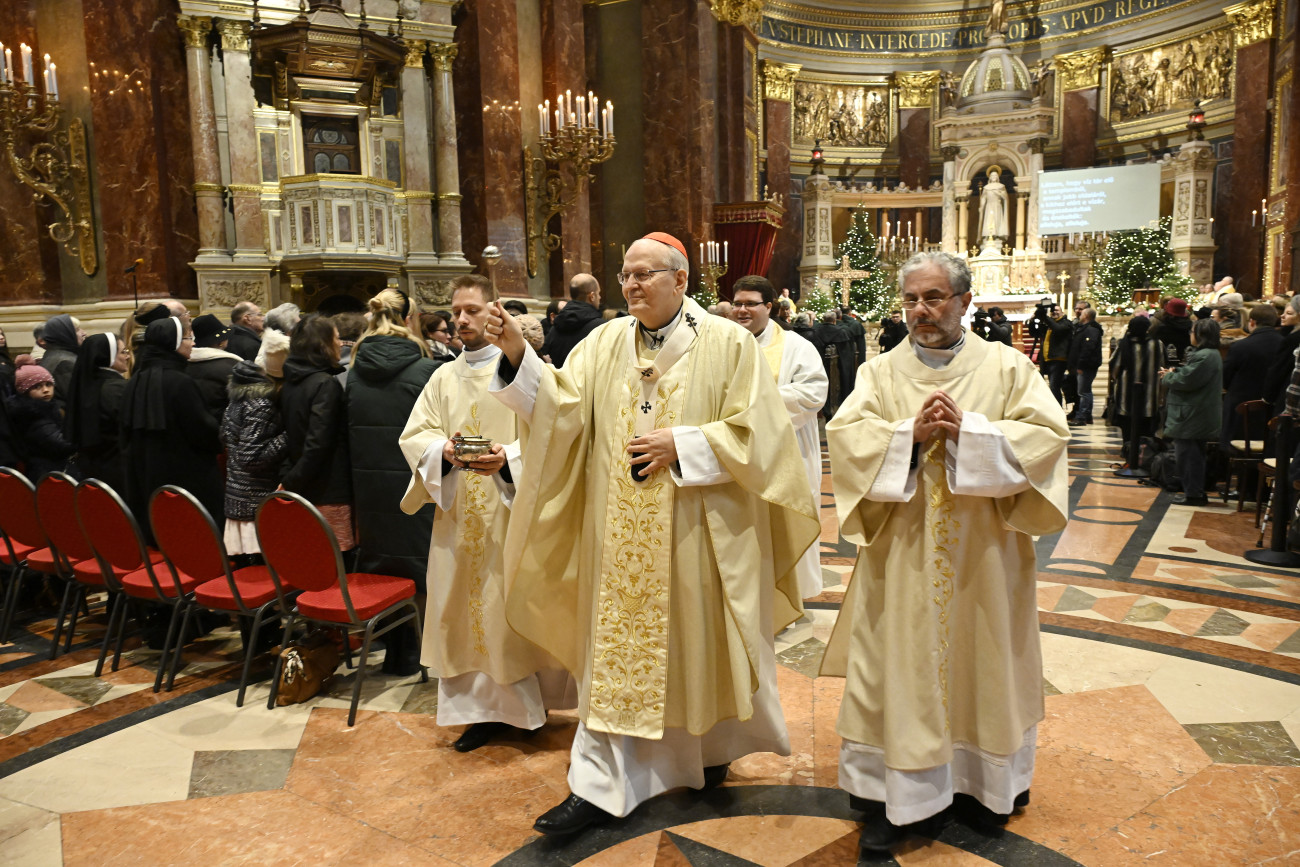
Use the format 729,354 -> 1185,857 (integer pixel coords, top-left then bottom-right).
8,241 -> 1276,855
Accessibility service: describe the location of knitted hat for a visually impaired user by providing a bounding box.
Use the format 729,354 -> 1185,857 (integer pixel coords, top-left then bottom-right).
1163,298 -> 1189,318
1217,292 -> 1244,309
14,359 -> 54,394
514,313 -> 545,351
257,327 -> 291,379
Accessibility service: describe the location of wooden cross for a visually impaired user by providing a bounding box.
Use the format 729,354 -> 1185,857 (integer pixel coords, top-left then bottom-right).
818,256 -> 875,307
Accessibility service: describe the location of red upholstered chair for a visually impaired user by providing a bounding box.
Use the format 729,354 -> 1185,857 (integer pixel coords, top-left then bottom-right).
149,486 -> 295,702
76,479 -> 200,692
256,492 -> 425,725
0,467 -> 58,644
34,472 -> 106,659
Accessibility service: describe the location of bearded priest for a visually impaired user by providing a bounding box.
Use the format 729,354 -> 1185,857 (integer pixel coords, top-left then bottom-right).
821,251 -> 1070,855
483,233 -> 820,837
732,274 -> 829,601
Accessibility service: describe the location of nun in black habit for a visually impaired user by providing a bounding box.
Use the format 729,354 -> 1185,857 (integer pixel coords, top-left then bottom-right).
120,317 -> 223,540
65,333 -> 129,491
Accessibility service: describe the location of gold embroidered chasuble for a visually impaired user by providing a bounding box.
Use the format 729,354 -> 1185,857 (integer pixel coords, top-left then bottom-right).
760,323 -> 786,379
820,333 -> 1069,770
499,297 -> 820,740
397,353 -> 555,684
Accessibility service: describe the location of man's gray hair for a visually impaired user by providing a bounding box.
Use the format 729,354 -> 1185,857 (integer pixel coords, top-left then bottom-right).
897,252 -> 972,296
231,300 -> 257,325
821,310 -> 838,323
659,244 -> 689,275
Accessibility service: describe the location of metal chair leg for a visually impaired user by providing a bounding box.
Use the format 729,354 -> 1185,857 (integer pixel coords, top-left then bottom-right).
348,621 -> 377,726
112,599 -> 135,672
237,604 -> 275,708
153,602 -> 185,693
63,585 -> 86,654
95,593 -> 123,677
165,603 -> 195,691
50,579 -> 76,660
0,565 -> 25,642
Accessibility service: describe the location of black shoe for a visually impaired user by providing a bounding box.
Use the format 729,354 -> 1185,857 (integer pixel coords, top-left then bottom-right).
858,812 -> 910,853
697,763 -> 730,792
1015,789 -> 1030,808
952,793 -> 1010,831
452,721 -> 510,752
533,793 -> 612,836
1172,493 -> 1209,506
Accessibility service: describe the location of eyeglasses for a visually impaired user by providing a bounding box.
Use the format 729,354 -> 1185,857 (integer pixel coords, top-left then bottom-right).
616,269 -> 672,286
733,301 -> 769,309
899,295 -> 955,312
181,336 -> 195,342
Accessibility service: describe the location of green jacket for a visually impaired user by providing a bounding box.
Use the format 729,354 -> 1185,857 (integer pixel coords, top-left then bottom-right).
346,336 -> 446,587
1161,345 -> 1223,441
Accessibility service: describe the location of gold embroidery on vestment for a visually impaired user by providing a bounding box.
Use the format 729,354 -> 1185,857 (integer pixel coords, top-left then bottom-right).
924,436 -> 957,734
460,402 -> 489,656
587,376 -> 679,736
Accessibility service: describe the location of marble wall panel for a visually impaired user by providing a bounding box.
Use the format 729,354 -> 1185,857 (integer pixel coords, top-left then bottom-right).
451,2 -> 487,273
1287,53 -> 1300,295
897,108 -> 931,191
0,0 -> 61,305
640,0 -> 714,281
1226,40 -> 1272,297
82,0 -> 197,301
1061,88 -> 1098,169
764,98 -> 798,291
541,0 -> 590,288
715,24 -> 750,204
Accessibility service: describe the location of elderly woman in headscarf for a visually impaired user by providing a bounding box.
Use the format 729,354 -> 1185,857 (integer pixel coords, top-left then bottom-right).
65,333 -> 130,491
120,317 -> 223,538
1106,315 -> 1166,444
39,313 -> 84,407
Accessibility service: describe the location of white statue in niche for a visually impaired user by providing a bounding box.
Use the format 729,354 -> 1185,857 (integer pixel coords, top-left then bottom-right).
979,168 -> 1010,251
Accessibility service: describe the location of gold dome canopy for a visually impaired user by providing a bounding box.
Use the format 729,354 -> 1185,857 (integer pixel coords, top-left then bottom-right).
957,33 -> 1033,112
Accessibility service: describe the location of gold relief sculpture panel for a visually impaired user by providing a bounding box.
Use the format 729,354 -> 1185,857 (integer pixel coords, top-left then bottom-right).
1109,29 -> 1232,124
793,80 -> 889,147
1225,0 -> 1275,47
763,60 -> 800,102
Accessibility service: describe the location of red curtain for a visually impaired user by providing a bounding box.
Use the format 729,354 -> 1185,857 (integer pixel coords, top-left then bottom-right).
713,202 -> 785,300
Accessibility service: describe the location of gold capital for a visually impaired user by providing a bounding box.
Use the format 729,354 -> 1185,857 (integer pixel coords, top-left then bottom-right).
709,0 -> 763,32
941,145 -> 960,162
896,71 -> 940,109
1224,0 -> 1274,47
215,19 -> 250,52
762,60 -> 800,102
429,42 -> 458,73
404,39 -> 428,68
1053,46 -> 1106,92
177,15 -> 213,50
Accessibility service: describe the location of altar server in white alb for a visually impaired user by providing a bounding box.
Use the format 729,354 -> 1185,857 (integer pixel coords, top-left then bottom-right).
731,274 -> 829,600
821,251 -> 1069,854
482,232 -> 820,837
398,274 -> 570,754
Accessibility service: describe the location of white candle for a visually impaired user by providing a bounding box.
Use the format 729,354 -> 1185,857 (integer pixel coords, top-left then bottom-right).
48,62 -> 56,99
723,241 -> 728,264
576,95 -> 584,128
538,103 -> 546,134
565,89 -> 572,122
21,43 -> 33,84
700,242 -> 705,264
606,101 -> 613,135
555,107 -> 562,133
0,43 -> 6,84
42,68 -> 49,94
601,107 -> 608,137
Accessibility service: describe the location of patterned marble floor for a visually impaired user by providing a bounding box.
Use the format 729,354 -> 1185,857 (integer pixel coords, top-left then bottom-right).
2,420 -> 1300,866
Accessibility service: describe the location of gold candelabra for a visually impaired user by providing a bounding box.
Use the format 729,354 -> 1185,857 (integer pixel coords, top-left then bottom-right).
1068,231 -> 1108,287
699,240 -> 728,296
525,89 -> 615,277
0,50 -> 96,276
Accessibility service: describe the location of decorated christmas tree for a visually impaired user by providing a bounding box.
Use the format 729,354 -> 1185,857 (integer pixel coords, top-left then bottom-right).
799,286 -> 835,317
1089,217 -> 1198,314
827,210 -> 894,320
690,281 -> 719,309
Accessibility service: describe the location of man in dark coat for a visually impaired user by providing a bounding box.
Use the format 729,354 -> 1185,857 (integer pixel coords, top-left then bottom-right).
1042,304 -> 1073,406
541,273 -> 604,367
226,302 -> 264,361
878,310 -> 909,352
815,309 -> 853,417
186,314 -> 242,424
1067,309 -> 1104,426
1149,298 -> 1193,366
840,308 -> 867,374
1222,304 -> 1284,446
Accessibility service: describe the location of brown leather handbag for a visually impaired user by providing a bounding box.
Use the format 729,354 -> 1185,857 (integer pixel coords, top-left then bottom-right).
274,630 -> 342,706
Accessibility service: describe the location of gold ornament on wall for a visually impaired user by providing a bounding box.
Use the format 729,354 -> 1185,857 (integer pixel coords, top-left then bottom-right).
1224,0 -> 1275,47
1109,30 -> 1232,124
709,0 -> 764,32
793,81 -> 889,148
1053,46 -> 1106,92
762,60 -> 800,102
896,71 -> 940,109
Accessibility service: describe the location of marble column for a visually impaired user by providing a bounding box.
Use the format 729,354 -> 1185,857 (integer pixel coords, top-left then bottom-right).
895,73 -> 939,190
540,0 -> 589,287
957,192 -> 969,254
401,39 -> 438,269
1170,140 -> 1218,285
1026,140 -> 1045,252
1224,0 -> 1274,297
429,43 -> 465,263
714,22 -> 755,203
763,60 -> 799,289
797,172 -> 835,293
1287,38 -> 1300,295
1015,189 -> 1027,252
178,15 -> 227,259
941,147 -> 957,253
1053,48 -> 1104,169
216,19 -> 263,260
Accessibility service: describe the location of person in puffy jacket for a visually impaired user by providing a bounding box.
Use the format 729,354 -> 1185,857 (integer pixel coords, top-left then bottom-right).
7,359 -> 75,478
279,315 -> 354,552
1160,319 -> 1223,506
347,289 -> 445,675
1067,309 -> 1104,426
220,360 -> 287,559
